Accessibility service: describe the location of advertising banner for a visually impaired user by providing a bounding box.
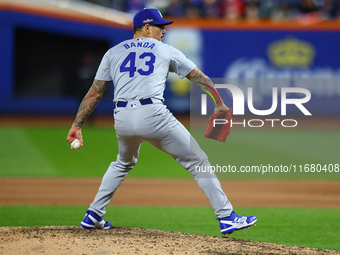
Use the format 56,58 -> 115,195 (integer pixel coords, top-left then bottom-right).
202,30 -> 340,115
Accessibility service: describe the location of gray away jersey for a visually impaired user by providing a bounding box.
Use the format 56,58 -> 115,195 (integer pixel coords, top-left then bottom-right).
95,37 -> 196,102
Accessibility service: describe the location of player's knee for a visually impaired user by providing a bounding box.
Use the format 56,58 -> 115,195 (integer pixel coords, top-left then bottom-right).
110,158 -> 138,172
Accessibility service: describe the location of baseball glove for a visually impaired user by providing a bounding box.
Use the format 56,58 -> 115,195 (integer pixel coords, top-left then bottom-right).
204,109 -> 232,142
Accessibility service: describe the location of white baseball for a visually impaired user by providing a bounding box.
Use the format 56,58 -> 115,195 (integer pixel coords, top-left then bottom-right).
71,139 -> 81,150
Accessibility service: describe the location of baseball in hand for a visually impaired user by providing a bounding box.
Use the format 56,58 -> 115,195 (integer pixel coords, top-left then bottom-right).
71,139 -> 81,150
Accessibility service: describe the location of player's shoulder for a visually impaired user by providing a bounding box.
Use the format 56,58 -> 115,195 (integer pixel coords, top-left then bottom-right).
107,40 -> 133,52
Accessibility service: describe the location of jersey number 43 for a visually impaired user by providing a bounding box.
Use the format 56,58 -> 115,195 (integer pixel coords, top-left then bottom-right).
120,52 -> 156,77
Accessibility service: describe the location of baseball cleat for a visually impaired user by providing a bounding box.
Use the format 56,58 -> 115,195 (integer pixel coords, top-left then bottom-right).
81,210 -> 112,229
218,211 -> 257,235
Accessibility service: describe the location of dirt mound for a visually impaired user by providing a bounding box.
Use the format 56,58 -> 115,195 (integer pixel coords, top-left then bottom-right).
0,226 -> 338,255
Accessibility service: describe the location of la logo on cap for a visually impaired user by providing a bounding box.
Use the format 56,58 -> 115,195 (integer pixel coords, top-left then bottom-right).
143,19 -> 153,23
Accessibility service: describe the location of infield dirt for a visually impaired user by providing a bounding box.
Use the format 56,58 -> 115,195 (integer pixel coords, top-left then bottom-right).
1,225 -> 340,255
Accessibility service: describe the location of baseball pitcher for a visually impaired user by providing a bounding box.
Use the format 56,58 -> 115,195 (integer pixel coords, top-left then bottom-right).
67,8 -> 257,235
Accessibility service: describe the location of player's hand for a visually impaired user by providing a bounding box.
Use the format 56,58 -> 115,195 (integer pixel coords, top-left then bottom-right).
214,103 -> 229,115
67,126 -> 84,148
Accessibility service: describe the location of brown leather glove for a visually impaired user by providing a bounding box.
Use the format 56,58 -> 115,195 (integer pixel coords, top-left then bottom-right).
204,109 -> 232,142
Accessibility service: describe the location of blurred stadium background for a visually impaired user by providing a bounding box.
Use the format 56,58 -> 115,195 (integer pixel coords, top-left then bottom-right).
0,0 -> 339,118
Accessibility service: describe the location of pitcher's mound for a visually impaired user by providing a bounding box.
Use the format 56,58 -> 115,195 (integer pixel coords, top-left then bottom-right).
0,226 -> 338,255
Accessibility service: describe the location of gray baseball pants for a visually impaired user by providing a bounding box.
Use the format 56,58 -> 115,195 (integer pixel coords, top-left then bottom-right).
89,100 -> 233,218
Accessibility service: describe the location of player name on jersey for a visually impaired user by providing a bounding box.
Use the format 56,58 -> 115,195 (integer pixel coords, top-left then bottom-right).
123,42 -> 156,50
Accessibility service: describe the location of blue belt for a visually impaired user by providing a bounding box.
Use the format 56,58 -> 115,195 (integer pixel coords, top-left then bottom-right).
114,98 -> 153,109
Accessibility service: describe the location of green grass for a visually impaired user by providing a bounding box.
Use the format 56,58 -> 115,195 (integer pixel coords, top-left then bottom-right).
0,126 -> 339,178
0,127 -> 187,178
0,205 -> 339,251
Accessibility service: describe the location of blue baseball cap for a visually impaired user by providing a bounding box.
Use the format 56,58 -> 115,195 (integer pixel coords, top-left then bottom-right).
133,8 -> 173,28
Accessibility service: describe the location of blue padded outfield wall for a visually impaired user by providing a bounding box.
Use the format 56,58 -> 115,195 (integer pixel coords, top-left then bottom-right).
0,8 -> 339,115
